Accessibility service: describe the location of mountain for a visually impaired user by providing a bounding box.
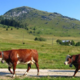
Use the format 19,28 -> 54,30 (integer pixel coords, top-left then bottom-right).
1,6 -> 80,37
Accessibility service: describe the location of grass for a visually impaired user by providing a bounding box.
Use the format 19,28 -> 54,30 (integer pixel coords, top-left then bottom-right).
0,27 -> 80,79
1,76 -> 80,80
0,27 -> 80,69
14,77 -> 80,80
0,41 -> 78,69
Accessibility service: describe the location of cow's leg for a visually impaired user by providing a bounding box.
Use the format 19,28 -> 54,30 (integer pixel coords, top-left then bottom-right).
12,62 -> 17,78
23,64 -> 31,76
8,62 -> 13,74
73,68 -> 79,77
35,62 -> 39,76
8,67 -> 13,74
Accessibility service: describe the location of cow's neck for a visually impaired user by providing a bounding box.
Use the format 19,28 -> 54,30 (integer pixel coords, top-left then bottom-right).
1,51 -> 5,63
1,51 -> 8,61
1,51 -> 4,60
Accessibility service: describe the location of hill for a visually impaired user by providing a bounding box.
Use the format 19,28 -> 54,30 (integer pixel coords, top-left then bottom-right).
1,7 -> 80,73
1,6 -> 80,37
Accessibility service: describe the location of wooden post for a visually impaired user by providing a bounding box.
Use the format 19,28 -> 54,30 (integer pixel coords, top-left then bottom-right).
52,38 -> 53,46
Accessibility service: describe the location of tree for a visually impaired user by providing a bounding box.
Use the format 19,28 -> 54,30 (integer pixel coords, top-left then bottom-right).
34,37 -> 46,41
11,28 -> 13,30
6,28 -> 8,31
0,19 -> 23,28
33,27 -> 36,30
71,40 -> 75,46
75,42 -> 80,46
56,39 -> 62,44
34,37 -> 38,41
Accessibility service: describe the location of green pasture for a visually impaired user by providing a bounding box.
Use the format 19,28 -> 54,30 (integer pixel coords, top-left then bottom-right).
0,27 -> 80,79
2,76 -> 80,80
13,77 -> 80,80
0,27 -> 80,69
2,77 -> 77,80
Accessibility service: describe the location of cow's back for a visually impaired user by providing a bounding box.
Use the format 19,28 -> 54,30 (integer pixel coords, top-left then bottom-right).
9,49 -> 38,63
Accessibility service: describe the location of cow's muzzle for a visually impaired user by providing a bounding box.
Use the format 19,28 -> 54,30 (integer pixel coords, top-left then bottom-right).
64,61 -> 68,65
1,60 -> 4,63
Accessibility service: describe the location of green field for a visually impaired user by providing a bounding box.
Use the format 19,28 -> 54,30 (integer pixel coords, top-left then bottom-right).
2,76 -> 80,80
0,27 -> 80,79
11,77 -> 80,80
0,27 -> 80,69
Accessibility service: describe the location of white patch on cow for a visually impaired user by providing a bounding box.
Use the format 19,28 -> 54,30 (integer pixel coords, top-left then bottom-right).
12,74 -> 15,78
23,72 -> 27,76
64,61 -> 68,65
26,57 -> 35,64
31,57 -> 35,63
37,72 -> 39,76
64,55 -> 70,65
17,54 -> 19,58
0,58 -> 2,61
17,57 -> 35,65
17,61 -> 20,64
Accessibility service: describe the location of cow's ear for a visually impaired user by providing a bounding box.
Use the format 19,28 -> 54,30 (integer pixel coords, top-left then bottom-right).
69,56 -> 72,59
68,55 -> 71,57
67,55 -> 71,58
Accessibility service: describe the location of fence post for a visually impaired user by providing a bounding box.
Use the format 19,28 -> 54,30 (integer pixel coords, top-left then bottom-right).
52,38 -> 53,46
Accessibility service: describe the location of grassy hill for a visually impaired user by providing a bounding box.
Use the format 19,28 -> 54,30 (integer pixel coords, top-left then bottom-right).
1,6 -> 80,37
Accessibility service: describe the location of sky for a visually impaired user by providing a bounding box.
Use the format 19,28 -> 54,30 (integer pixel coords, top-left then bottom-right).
0,0 -> 80,20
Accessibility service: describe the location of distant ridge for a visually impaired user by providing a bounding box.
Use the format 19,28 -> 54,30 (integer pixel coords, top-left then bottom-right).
1,6 -> 80,37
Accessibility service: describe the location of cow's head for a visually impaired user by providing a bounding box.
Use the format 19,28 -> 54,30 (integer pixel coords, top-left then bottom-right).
64,55 -> 73,67
0,52 -> 2,58
0,52 -> 4,63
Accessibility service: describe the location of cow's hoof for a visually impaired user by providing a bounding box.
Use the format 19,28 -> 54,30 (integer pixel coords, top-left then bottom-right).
23,74 -> 27,76
37,73 -> 39,76
23,72 -> 27,76
12,74 -> 16,78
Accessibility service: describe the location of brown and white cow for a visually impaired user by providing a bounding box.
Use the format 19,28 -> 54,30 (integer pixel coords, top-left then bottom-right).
0,49 -> 39,77
64,54 -> 80,77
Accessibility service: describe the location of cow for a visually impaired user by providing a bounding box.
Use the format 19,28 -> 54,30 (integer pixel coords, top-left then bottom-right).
64,54 -> 80,77
0,49 -> 39,77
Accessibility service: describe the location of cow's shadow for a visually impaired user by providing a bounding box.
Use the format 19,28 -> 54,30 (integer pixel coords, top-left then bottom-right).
49,70 -> 74,72
0,72 -> 10,76
29,75 -> 79,78
49,70 -> 80,72
0,72 -> 23,77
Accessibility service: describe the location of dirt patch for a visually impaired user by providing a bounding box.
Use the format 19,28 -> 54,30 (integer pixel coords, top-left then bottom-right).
0,69 -> 80,79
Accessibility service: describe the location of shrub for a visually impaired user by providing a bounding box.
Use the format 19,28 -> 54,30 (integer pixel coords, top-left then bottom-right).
34,37 -> 39,41
29,31 -> 32,34
11,28 -> 13,30
75,42 -> 80,46
6,28 -> 8,31
56,39 -> 62,44
23,42 -> 25,44
34,37 -> 46,41
3,26 -> 6,28
71,40 -> 75,46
